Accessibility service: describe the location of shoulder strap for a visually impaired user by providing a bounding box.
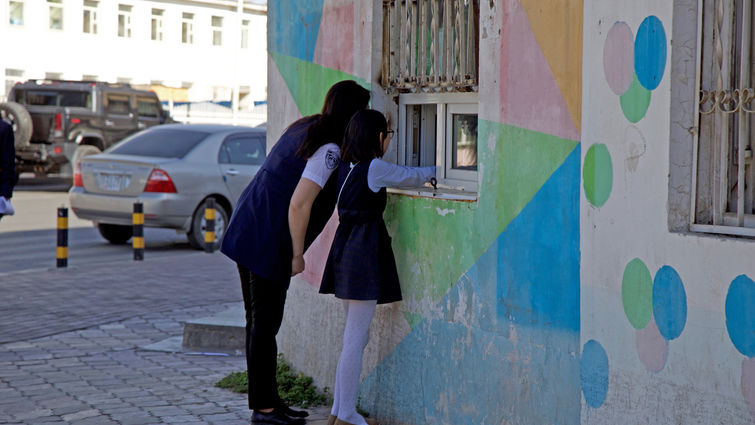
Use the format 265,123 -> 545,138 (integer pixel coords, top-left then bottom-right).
336,162 -> 359,206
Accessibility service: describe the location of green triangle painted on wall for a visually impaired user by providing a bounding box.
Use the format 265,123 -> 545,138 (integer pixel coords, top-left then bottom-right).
270,51 -> 369,116
388,120 -> 578,328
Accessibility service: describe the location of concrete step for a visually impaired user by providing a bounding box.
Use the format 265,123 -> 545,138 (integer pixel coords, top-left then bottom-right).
181,305 -> 246,352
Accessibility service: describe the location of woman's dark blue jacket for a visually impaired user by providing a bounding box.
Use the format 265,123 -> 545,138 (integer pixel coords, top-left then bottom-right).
220,117 -> 338,286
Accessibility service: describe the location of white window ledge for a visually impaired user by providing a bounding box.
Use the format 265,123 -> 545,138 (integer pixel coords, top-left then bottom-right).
387,186 -> 477,202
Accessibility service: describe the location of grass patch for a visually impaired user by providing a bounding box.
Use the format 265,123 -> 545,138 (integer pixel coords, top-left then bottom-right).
216,355 -> 330,408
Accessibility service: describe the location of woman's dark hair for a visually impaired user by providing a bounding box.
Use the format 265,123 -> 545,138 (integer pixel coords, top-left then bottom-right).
296,80 -> 370,158
341,109 -> 387,163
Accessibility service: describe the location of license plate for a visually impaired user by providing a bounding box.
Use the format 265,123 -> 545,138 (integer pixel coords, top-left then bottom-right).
96,173 -> 130,191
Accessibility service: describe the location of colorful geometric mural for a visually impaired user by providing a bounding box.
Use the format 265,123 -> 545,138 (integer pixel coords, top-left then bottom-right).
270,0 -> 584,423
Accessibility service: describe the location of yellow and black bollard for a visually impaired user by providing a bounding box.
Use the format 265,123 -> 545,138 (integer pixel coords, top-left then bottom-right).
132,202 -> 144,261
204,198 -> 215,253
56,207 -> 68,268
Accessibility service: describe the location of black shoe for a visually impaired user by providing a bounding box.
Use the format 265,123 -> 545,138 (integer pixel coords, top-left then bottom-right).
251,409 -> 306,425
277,402 -> 309,418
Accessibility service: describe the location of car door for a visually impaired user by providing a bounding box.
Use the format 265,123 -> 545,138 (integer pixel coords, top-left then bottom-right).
135,95 -> 161,131
218,133 -> 266,202
103,92 -> 136,145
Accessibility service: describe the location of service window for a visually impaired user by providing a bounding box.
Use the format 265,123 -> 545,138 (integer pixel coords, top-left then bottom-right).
105,93 -> 131,115
136,96 -> 160,118
220,136 -> 265,166
398,93 -> 478,191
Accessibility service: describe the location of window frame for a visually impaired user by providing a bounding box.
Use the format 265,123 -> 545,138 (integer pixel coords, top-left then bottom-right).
9,0 -> 24,26
181,12 -> 194,44
151,8 -> 164,41
211,15 -> 223,46
47,0 -> 63,31
397,92 -> 478,192
117,4 -> 132,38
685,0 -> 755,238
82,0 -> 98,34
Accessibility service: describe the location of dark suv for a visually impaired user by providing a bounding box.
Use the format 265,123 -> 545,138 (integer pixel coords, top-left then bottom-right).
0,80 -> 172,178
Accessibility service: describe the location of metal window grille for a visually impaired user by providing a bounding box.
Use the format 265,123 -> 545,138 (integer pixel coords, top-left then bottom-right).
694,0 -> 755,236
382,0 -> 479,93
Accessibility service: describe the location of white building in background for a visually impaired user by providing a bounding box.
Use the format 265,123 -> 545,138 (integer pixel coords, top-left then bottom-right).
0,0 -> 267,123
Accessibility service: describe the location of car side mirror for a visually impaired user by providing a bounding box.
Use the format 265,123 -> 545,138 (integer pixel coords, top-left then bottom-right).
160,110 -> 171,124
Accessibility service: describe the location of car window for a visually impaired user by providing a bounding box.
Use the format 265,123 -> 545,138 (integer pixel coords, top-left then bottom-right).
136,97 -> 160,118
109,128 -> 209,158
15,89 -> 92,108
220,136 -> 265,165
105,94 -> 131,115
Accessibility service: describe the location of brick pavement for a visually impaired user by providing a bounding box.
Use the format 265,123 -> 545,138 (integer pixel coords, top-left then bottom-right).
0,253 -> 333,424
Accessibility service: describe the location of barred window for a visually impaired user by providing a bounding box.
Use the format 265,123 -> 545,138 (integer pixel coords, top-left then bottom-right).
381,0 -> 479,93
694,0 -> 755,236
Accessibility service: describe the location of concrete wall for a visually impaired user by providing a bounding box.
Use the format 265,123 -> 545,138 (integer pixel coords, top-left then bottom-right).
269,0 -> 755,424
580,1 -> 755,423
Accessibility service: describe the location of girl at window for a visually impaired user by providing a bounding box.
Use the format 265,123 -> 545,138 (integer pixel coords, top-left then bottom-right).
318,109 -> 435,425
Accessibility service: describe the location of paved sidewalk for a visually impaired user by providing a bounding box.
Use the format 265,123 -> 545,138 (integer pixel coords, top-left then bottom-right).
0,254 -> 333,424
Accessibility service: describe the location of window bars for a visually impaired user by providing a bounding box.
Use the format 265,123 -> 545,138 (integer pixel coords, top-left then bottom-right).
695,0 -> 755,235
382,0 -> 479,93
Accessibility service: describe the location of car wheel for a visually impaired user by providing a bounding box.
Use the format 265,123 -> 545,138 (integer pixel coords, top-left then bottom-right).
187,198 -> 229,250
72,145 -> 101,170
0,101 -> 32,149
97,223 -> 133,244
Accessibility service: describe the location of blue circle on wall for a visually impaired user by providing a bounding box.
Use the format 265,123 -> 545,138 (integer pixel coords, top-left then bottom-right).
652,266 -> 687,340
725,275 -> 755,357
581,339 -> 609,408
634,15 -> 667,91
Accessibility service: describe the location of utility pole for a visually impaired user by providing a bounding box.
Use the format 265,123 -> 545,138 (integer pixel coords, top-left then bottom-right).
232,0 -> 242,126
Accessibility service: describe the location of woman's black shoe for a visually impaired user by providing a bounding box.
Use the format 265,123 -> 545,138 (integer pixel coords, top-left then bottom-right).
277,403 -> 309,418
251,409 -> 306,425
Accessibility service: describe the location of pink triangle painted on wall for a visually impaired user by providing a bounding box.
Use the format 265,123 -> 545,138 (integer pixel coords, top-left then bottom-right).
499,0 -> 580,141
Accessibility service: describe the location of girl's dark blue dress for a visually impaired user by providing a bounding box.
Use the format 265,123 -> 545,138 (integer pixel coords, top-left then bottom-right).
320,161 -> 402,304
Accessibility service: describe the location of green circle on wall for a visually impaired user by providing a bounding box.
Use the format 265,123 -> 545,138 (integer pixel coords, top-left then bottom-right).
620,74 -> 652,123
622,258 -> 653,330
583,143 -> 613,207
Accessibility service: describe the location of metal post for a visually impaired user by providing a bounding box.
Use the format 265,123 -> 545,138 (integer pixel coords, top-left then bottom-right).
132,202 -> 144,261
204,198 -> 216,253
56,207 -> 68,268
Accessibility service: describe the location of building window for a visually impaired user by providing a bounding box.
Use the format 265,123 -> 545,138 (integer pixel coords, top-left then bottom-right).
9,0 -> 23,26
211,16 -> 223,46
398,93 -> 478,191
182,13 -> 194,44
117,4 -> 132,38
83,0 -> 97,34
82,74 -> 98,81
381,0 -> 479,92
45,72 -> 63,80
691,0 -> 755,237
151,9 -> 164,41
48,0 -> 63,30
241,19 -> 249,49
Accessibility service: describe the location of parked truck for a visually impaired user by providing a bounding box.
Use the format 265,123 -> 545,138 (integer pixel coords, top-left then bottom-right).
0,80 -> 173,179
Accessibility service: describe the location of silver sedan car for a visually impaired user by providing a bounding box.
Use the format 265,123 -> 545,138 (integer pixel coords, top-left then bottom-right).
69,124 -> 265,249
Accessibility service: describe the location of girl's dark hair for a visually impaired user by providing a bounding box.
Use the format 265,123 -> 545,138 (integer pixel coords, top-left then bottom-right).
341,109 -> 387,163
296,80 -> 370,158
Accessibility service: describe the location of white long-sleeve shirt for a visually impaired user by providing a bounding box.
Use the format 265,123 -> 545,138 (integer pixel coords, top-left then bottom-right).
366,158 -> 435,192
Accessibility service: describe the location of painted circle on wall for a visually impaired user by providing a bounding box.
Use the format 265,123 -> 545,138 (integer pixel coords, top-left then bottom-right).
725,275 -> 755,357
742,358 -> 755,418
635,316 -> 668,372
581,339 -> 609,408
620,74 -> 652,123
634,15 -> 667,91
583,144 -> 613,207
622,258 -> 653,330
652,266 -> 687,341
603,22 -> 635,95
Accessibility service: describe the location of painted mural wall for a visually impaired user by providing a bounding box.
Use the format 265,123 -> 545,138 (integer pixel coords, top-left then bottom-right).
267,0 -> 755,424
581,1 -> 755,423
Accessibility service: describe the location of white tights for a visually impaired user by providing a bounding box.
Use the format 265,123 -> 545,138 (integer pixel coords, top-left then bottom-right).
331,299 -> 377,425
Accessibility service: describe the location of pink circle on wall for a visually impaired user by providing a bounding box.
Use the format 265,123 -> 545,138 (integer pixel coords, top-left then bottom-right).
603,22 -> 635,95
635,316 -> 668,372
743,357 -> 755,419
